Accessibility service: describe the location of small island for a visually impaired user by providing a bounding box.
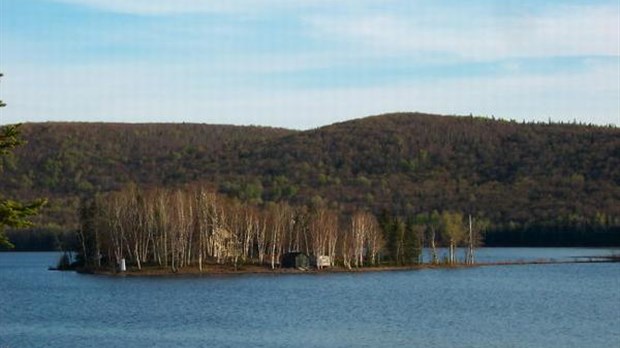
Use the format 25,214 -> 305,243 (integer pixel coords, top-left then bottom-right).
66,184 -> 619,277
71,184 -> 483,275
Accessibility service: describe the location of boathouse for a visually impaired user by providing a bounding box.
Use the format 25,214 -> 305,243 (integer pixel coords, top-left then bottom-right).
281,252 -> 310,269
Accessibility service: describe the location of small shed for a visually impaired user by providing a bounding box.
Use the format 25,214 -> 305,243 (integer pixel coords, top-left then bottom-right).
281,252 -> 310,269
313,255 -> 331,268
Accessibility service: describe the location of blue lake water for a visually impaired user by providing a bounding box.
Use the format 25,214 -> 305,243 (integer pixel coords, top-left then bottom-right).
1,249 -> 619,348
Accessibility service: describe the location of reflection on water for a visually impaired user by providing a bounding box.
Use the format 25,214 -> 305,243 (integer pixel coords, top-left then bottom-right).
1,249 -> 619,348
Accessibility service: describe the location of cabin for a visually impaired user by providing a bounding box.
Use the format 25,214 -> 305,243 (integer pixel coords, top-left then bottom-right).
281,252 -> 310,269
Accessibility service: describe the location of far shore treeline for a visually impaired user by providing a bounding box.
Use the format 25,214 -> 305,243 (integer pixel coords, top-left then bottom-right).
1,113 -> 619,251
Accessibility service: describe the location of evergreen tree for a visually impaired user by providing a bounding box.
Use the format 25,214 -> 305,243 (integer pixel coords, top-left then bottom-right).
76,197 -> 99,267
393,218 -> 406,265
403,217 -> 423,265
378,210 -> 395,263
381,217 -> 406,265
0,73 -> 46,248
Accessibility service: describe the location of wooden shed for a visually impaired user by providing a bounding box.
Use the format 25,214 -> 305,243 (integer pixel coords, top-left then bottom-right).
281,252 -> 310,269
312,255 -> 331,268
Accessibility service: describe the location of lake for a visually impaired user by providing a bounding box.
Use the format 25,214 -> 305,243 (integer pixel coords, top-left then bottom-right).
1,248 -> 619,347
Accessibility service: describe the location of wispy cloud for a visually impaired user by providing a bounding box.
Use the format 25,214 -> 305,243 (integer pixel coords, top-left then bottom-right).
1,1 -> 618,126
51,0 -> 256,15
4,59 -> 617,128
50,0 -> 381,15
306,5 -> 619,60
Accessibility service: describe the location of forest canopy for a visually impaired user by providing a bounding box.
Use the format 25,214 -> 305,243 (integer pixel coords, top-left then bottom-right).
1,113 -> 619,249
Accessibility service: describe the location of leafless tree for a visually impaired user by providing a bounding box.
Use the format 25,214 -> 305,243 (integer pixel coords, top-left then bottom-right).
78,184 -> 389,272
465,215 -> 489,264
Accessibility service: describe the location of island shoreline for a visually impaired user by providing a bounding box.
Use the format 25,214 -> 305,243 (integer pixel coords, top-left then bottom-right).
60,257 -> 619,278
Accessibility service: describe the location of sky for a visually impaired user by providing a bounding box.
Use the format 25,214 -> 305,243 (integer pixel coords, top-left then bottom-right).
0,0 -> 618,129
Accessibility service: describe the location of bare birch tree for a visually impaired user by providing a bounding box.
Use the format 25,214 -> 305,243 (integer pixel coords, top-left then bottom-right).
465,215 -> 489,264
76,184 -> 392,272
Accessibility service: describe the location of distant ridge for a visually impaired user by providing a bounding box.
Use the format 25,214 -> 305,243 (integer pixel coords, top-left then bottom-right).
2,112 -> 619,246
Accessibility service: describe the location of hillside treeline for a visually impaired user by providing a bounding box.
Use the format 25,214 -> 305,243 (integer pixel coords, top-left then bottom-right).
240,114 -> 619,228
2,113 -> 619,248
78,185 -> 486,271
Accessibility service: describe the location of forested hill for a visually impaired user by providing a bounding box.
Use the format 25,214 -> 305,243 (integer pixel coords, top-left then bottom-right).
2,122 -> 295,229
5,122 -> 295,195
2,113 -> 620,247
243,114 -> 619,220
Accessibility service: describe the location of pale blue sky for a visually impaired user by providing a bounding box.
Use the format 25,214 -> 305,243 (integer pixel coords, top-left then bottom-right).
1,0 -> 618,128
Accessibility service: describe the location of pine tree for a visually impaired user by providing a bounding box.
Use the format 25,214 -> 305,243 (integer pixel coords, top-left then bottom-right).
403,217 -> 422,265
0,73 -> 46,248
